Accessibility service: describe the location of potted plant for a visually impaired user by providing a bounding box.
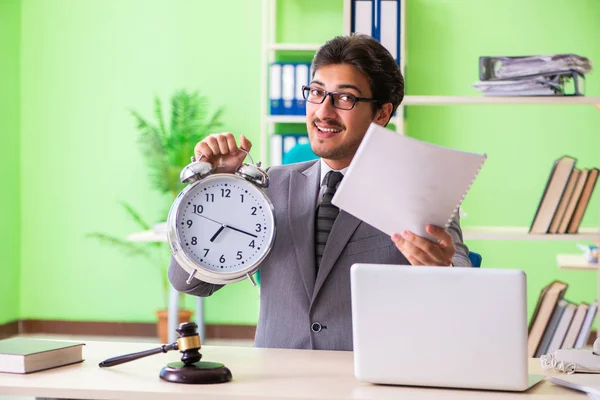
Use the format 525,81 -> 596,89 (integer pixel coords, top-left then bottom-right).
88,90 -> 223,342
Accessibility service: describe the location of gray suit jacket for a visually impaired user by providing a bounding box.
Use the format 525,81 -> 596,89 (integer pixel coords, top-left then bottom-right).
169,160 -> 471,351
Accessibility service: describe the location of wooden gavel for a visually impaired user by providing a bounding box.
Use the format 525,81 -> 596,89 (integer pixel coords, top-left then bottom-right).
99,321 -> 231,384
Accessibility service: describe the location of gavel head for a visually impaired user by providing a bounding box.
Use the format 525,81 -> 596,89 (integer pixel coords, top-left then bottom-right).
175,322 -> 202,365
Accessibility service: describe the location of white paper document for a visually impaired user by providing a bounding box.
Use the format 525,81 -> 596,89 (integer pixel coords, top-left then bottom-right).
549,375 -> 600,399
331,123 -> 487,240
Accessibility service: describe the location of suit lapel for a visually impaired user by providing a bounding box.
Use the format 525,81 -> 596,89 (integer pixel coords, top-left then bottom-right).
288,161 -> 320,301
311,210 -> 361,304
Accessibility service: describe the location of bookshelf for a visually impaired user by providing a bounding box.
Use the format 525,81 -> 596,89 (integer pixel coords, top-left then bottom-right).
403,96 -> 600,106
261,0 -> 600,322
260,0 -> 600,162
260,0 -> 406,164
463,227 -> 600,241
268,44 -> 321,51
557,254 -> 599,271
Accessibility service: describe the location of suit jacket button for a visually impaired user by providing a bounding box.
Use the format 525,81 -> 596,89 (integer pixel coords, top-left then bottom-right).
311,322 -> 322,333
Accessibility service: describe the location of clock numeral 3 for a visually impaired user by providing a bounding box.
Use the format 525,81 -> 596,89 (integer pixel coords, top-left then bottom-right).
255,224 -> 262,233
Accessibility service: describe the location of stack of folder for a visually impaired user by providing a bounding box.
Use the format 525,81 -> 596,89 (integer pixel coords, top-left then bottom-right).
528,280 -> 598,357
473,54 -> 592,96
529,155 -> 599,234
269,62 -> 311,116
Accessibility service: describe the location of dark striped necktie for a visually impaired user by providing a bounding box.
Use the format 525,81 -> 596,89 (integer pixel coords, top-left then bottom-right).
315,171 -> 344,270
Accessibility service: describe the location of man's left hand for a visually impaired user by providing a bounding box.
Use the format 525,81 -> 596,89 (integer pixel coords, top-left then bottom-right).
391,225 -> 455,266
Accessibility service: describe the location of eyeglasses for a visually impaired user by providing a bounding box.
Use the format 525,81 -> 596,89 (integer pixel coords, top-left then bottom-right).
301,85 -> 378,110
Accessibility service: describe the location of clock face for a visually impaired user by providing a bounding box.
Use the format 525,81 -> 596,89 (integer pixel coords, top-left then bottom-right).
172,174 -> 275,279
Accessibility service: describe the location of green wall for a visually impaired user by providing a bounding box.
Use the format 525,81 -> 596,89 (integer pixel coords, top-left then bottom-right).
10,0 -> 600,327
0,0 -> 21,325
19,0 -> 264,324
405,0 -> 600,319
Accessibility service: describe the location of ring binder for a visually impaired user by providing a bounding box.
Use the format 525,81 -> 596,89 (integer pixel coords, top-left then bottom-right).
475,55 -> 591,96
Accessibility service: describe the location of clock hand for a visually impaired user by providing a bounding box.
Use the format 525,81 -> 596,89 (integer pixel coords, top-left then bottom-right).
193,212 -> 258,238
210,225 -> 226,242
193,212 -> 223,226
225,225 -> 258,238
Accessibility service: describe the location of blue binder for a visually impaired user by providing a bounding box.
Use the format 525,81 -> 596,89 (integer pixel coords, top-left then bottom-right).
351,0 -> 401,65
281,63 -> 296,115
294,63 -> 310,116
269,63 -> 283,115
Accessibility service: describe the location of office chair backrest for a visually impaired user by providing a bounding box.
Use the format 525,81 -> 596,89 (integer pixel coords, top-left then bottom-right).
468,251 -> 482,268
283,143 -> 318,165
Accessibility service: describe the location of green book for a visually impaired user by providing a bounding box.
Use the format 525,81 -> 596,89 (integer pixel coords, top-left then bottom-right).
0,337 -> 84,374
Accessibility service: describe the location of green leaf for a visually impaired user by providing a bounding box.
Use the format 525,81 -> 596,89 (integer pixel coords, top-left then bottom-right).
119,201 -> 152,230
131,90 -> 222,197
154,95 -> 168,142
85,233 -> 153,259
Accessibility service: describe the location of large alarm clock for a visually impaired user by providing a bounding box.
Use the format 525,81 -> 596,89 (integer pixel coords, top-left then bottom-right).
167,150 -> 275,285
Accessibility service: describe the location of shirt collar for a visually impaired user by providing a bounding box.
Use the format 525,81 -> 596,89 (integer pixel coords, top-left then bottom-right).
319,159 -> 349,185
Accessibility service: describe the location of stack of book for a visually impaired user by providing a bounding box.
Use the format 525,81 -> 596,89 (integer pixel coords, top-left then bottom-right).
528,280 -> 598,358
473,54 -> 592,96
529,155 -> 599,234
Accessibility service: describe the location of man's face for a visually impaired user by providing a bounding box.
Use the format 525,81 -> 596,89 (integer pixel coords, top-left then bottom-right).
306,63 -> 390,170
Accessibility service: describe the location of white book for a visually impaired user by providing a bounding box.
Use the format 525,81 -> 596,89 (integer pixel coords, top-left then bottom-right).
332,123 -> 487,240
562,302 -> 589,349
575,301 -> 598,348
546,302 -> 577,354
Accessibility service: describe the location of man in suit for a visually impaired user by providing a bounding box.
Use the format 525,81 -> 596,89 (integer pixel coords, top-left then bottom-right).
169,34 -> 472,351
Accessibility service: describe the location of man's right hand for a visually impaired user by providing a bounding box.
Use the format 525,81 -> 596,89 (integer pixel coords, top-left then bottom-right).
194,133 -> 253,174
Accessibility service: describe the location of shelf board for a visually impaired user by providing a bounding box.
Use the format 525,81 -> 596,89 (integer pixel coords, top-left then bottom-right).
463,226 -> 600,241
403,96 -> 600,105
557,254 -> 599,271
266,115 -> 307,124
128,226 -> 600,243
267,43 -> 321,51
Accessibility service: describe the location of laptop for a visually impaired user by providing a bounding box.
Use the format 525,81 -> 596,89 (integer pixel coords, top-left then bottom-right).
350,264 -> 545,391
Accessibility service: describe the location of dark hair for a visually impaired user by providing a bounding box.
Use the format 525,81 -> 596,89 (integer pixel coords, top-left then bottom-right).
312,34 -> 405,118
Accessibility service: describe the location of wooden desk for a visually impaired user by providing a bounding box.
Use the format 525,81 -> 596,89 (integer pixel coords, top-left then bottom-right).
0,340 -> 586,399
